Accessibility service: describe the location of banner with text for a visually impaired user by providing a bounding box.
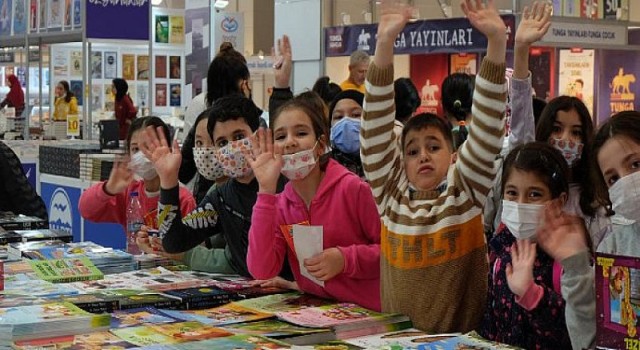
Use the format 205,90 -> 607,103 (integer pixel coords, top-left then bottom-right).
86,0 -> 149,40
541,19 -> 627,46
597,50 -> 640,125
325,15 -> 515,57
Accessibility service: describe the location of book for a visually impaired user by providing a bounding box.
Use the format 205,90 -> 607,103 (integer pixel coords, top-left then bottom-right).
11,229 -> 73,243
222,318 -> 334,345
13,331 -> 138,349
162,286 -> 236,310
596,253 -> 640,350
3,277 -> 82,298
53,293 -> 120,313
111,307 -> 181,329
111,321 -> 232,346
416,331 -> 522,349
0,301 -> 111,341
29,257 -> 104,283
8,239 -> 66,260
234,292 -> 333,314
344,329 -> 459,349
0,213 -> 48,230
159,302 -> 273,326
174,334 -> 291,349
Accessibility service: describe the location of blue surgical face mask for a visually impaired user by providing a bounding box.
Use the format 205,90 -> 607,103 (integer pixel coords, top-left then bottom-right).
330,117 -> 361,155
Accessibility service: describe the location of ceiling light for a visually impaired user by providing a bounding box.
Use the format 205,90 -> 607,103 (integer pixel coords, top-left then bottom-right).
151,0 -> 162,5
214,0 -> 229,9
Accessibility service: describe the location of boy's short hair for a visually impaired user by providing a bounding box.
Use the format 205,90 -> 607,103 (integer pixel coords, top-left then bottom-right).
206,94 -> 262,137
401,113 -> 453,151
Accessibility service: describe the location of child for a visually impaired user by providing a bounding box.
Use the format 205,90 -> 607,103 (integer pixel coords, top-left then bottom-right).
139,95 -> 291,278
79,117 -> 196,246
245,98 -> 381,311
361,0 -> 507,332
480,142 -> 571,348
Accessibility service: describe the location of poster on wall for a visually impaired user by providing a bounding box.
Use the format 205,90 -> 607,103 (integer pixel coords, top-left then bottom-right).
169,84 -> 181,107
213,12 -> 244,55
185,3 -> 210,101
137,55 -> 149,80
38,0 -> 46,30
169,16 -> 184,44
91,51 -> 103,79
155,84 -> 167,106
12,0 -> 26,35
70,51 -> 82,76
597,49 -> 640,124
137,84 -> 148,108
0,0 -> 13,36
169,56 -> 180,79
53,50 -> 68,76
104,51 -> 117,79
529,48 -> 555,100
558,49 -> 595,115
69,80 -> 82,106
450,53 -> 477,75
155,56 -> 167,79
72,0 -> 80,28
48,0 -> 63,29
29,0 -> 37,32
63,0 -> 71,28
122,54 -> 135,81
410,53 -> 449,116
91,84 -> 102,111
155,15 -> 169,43
104,84 -> 114,111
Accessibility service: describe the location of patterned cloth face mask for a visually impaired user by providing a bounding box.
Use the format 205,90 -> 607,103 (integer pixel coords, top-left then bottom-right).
217,137 -> 254,178
193,147 -> 224,181
550,138 -> 583,167
281,141 -> 319,181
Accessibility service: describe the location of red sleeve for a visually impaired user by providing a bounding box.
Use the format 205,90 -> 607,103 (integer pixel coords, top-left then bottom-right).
79,182 -> 127,227
247,193 -> 288,280
125,96 -> 138,120
178,186 -> 197,216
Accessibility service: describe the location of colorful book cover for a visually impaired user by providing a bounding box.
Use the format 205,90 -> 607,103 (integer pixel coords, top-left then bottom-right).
345,329 -> 458,349
171,334 -> 291,349
155,15 -> 168,43
28,257 -> 104,283
47,0 -> 63,29
170,83 -> 181,107
137,55 -> 149,80
70,80 -> 82,106
596,253 -> 640,350
111,307 -> 181,329
91,84 -> 102,111
449,53 -> 477,75
417,331 -> 521,349
122,54 -> 135,81
169,15 -> 184,44
0,295 -> 47,308
276,303 -> 398,328
4,277 -> 82,298
222,318 -> 331,337
169,56 -> 180,79
0,0 -> 13,36
235,292 -> 332,314
159,303 -> 273,326
110,325 -> 179,347
12,0 -> 26,35
91,51 -> 102,79
14,331 -> 138,349
29,0 -> 37,32
155,55 -> 167,79
156,84 -> 167,107
148,321 -> 233,342
72,0 -> 79,27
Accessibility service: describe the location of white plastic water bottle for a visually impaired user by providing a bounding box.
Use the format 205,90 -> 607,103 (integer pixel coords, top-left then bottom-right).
126,191 -> 144,255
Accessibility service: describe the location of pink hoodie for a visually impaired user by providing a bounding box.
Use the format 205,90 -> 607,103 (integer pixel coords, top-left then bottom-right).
79,180 -> 196,232
248,159 -> 381,311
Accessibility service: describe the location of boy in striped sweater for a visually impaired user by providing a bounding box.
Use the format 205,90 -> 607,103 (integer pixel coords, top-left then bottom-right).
361,0 -> 507,333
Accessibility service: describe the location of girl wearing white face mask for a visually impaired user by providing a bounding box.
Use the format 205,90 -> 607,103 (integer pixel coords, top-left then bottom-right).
245,98 -> 381,311
480,142 -> 572,349
79,117 -> 196,241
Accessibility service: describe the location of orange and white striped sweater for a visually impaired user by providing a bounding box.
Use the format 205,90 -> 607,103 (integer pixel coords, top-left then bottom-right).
361,59 -> 507,333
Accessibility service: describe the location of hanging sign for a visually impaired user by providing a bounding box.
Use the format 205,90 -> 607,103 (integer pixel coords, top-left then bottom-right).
86,0 -> 150,40
325,15 -> 515,57
540,19 -> 627,46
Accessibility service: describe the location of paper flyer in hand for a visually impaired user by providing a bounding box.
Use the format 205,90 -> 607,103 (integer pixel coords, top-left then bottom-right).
292,225 -> 324,287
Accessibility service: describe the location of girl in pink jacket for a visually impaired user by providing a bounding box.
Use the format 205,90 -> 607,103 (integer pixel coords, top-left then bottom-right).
245,98 -> 381,311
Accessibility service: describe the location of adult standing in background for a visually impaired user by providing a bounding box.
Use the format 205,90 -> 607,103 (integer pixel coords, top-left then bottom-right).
52,80 -> 79,122
339,50 -> 370,94
0,74 -> 25,117
112,78 -> 137,140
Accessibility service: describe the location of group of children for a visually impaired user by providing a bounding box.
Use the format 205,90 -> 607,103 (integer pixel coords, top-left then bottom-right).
75,1 -> 640,349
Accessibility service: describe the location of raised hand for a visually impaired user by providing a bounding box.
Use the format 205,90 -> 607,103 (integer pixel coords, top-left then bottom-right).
273,35 -> 292,89
515,1 -> 552,45
461,0 -> 506,39
243,128 -> 283,194
536,199 -> 590,262
377,0 -> 413,41
506,239 -> 537,297
140,126 -> 182,189
303,247 -> 345,282
104,158 -> 133,195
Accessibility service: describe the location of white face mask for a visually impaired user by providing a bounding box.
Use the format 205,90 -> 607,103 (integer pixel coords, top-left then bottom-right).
281,142 -> 318,181
501,200 -> 544,240
609,171 -> 640,222
550,138 -> 583,167
129,152 -> 157,181
193,147 -> 224,181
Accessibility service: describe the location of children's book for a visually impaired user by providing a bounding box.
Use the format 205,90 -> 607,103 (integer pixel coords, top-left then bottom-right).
111,307 -> 181,329
3,277 -> 82,298
29,257 -> 104,283
115,292 -> 183,310
234,292 -> 333,314
222,318 -> 334,345
596,253 -> 640,350
0,295 -> 47,308
112,321 -> 232,346
53,293 -> 120,313
162,286 -> 236,309
13,331 -> 138,349
8,239 -> 66,260
171,334 -> 291,349
276,303 -> 407,329
293,340 -> 365,349
159,302 -> 273,326
110,325 -> 179,347
416,331 -> 522,349
344,329 -> 459,349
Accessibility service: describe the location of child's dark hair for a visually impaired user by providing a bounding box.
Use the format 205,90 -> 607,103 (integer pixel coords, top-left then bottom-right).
535,95 -> 609,216
593,111 -> 640,191
532,97 -> 547,127
273,98 -> 330,170
295,91 -> 330,131
205,94 -> 262,137
126,116 -> 170,154
394,78 -> 420,124
441,73 -> 474,149
501,142 -> 570,199
401,113 -> 453,151
206,43 -> 249,106
312,76 -> 342,106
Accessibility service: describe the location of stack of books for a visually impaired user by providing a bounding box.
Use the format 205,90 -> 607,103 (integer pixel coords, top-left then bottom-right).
0,213 -> 48,231
43,121 -> 68,140
28,257 -> 104,283
79,153 -> 116,181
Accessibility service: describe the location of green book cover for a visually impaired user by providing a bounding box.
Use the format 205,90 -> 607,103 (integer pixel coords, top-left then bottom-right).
28,257 -> 104,283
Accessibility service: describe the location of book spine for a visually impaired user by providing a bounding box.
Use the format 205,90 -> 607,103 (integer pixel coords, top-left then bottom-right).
185,297 -> 233,310
119,299 -> 182,310
0,221 -> 48,230
48,274 -> 103,284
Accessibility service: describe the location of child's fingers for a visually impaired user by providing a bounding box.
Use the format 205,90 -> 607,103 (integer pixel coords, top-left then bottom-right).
172,139 -> 181,154
510,242 -> 519,261
265,128 -> 274,155
505,263 -> 513,278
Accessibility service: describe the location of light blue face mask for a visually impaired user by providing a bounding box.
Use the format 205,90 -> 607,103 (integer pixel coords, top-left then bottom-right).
330,117 -> 361,155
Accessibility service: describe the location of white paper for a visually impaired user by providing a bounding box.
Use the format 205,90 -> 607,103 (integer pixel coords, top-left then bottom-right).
292,224 -> 324,287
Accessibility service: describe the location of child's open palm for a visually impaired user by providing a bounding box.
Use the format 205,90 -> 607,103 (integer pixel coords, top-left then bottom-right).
515,1 -> 552,45
140,126 -> 181,185
461,0 -> 505,39
506,239 -> 537,297
377,0 -> 413,40
105,158 -> 133,195
244,128 -> 284,194
537,200 -> 589,262
273,35 -> 292,89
